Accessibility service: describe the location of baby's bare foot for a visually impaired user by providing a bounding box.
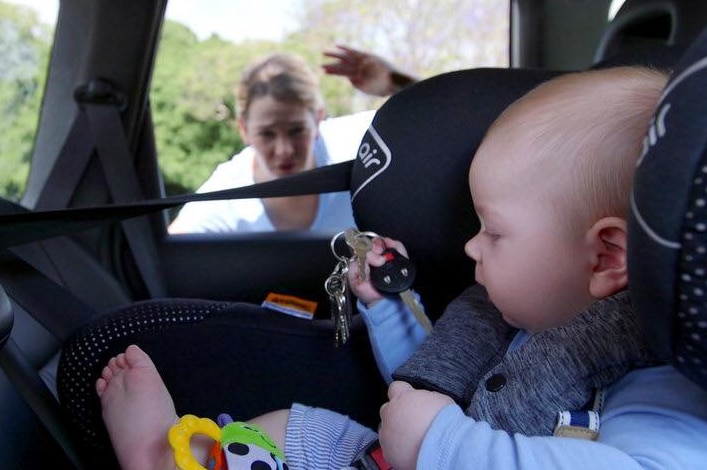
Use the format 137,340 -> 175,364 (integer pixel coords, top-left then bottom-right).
97,344 -> 178,470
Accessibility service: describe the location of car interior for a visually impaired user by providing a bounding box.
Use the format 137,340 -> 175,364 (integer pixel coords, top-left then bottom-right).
1,0 -> 707,468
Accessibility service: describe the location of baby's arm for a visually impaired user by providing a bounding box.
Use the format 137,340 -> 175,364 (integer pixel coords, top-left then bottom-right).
348,237 -> 429,382
415,365 -> 707,469
378,381 -> 454,470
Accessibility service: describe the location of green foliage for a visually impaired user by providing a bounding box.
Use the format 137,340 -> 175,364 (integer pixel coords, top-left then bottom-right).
150,23 -> 239,194
0,1 -> 52,201
0,1 -> 508,200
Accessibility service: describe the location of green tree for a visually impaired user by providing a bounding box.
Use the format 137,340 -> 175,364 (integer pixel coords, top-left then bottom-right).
0,1 -> 52,201
292,0 -> 509,114
150,22 -> 231,195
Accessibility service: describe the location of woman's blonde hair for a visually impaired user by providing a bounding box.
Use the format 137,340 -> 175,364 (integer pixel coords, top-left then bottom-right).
236,53 -> 324,120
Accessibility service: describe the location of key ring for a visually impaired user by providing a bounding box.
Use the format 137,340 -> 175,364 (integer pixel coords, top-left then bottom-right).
358,230 -> 381,240
330,230 -> 351,263
330,229 -> 382,262
324,268 -> 346,296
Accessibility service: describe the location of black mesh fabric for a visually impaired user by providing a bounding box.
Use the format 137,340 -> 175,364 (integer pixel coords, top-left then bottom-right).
57,299 -> 231,467
679,164 -> 707,388
58,299 -> 385,468
628,25 -> 707,390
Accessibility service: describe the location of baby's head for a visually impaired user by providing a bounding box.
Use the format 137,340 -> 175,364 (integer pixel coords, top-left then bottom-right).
465,66 -> 668,333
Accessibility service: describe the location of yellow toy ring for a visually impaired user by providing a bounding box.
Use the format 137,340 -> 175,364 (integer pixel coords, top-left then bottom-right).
168,414 -> 222,470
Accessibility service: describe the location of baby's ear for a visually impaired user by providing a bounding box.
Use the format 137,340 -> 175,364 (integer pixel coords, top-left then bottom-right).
587,217 -> 628,299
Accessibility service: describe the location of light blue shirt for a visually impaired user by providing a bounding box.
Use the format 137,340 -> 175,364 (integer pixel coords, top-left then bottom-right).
357,296 -> 707,469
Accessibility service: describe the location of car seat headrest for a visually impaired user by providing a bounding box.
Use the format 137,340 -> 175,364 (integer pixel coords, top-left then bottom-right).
350,68 -> 559,317
628,25 -> 707,390
595,0 -> 707,66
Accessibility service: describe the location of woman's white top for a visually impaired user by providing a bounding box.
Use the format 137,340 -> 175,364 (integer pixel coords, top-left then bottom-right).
172,110 -> 375,233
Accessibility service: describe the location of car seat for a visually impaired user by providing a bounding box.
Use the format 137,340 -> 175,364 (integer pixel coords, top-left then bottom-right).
628,24 -> 707,391
55,67 -> 556,467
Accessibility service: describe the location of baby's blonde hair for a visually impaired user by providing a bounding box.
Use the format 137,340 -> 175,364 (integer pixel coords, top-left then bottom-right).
236,53 -> 324,120
483,66 -> 669,232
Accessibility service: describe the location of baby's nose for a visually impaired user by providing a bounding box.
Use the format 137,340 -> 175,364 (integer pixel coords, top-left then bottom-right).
464,234 -> 481,261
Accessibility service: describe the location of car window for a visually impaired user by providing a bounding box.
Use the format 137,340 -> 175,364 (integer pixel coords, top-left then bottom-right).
0,0 -> 57,202
154,0 -> 509,233
609,0 -> 627,20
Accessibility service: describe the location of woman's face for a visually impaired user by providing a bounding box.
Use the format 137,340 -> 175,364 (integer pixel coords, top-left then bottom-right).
239,95 -> 321,182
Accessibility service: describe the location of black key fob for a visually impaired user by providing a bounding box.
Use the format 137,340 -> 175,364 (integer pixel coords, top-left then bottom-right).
369,248 -> 416,294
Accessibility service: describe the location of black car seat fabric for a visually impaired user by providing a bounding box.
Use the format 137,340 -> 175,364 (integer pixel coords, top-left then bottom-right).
350,67 -> 560,318
628,24 -> 707,391
58,300 -> 385,468
57,67 -> 559,467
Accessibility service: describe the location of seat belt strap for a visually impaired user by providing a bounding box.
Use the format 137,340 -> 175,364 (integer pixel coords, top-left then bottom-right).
84,101 -> 167,297
0,249 -> 96,342
0,159 -> 354,250
34,111 -> 95,210
0,339 -> 85,469
31,79 -> 167,297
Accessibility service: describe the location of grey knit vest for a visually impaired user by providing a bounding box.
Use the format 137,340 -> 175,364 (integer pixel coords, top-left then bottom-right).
392,284 -> 660,436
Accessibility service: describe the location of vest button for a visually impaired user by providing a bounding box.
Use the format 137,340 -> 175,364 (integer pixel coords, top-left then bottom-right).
485,373 -> 506,392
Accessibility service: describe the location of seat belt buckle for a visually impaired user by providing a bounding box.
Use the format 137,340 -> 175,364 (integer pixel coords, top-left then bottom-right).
348,439 -> 393,469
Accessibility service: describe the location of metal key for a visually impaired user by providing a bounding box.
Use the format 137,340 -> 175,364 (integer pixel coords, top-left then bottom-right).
344,228 -> 374,282
370,248 -> 433,332
327,230 -> 358,346
325,258 -> 352,346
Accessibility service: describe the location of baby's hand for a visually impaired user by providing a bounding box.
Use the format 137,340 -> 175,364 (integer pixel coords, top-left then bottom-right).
347,237 -> 408,306
378,381 -> 455,470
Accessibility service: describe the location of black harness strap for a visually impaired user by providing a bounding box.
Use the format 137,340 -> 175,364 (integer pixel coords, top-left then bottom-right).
0,339 -> 85,468
0,158 -> 354,250
0,248 -> 94,469
0,249 -> 96,343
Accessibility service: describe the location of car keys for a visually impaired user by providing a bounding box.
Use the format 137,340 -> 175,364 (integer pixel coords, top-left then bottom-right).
327,231 -> 355,346
344,228 -> 374,282
369,248 -> 433,332
325,255 -> 352,346
327,229 -> 432,345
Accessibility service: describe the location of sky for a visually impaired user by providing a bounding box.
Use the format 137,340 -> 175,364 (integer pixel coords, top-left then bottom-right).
4,0 -> 302,43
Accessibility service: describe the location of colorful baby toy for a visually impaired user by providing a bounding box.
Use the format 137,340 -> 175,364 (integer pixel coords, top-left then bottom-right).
168,413 -> 288,470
